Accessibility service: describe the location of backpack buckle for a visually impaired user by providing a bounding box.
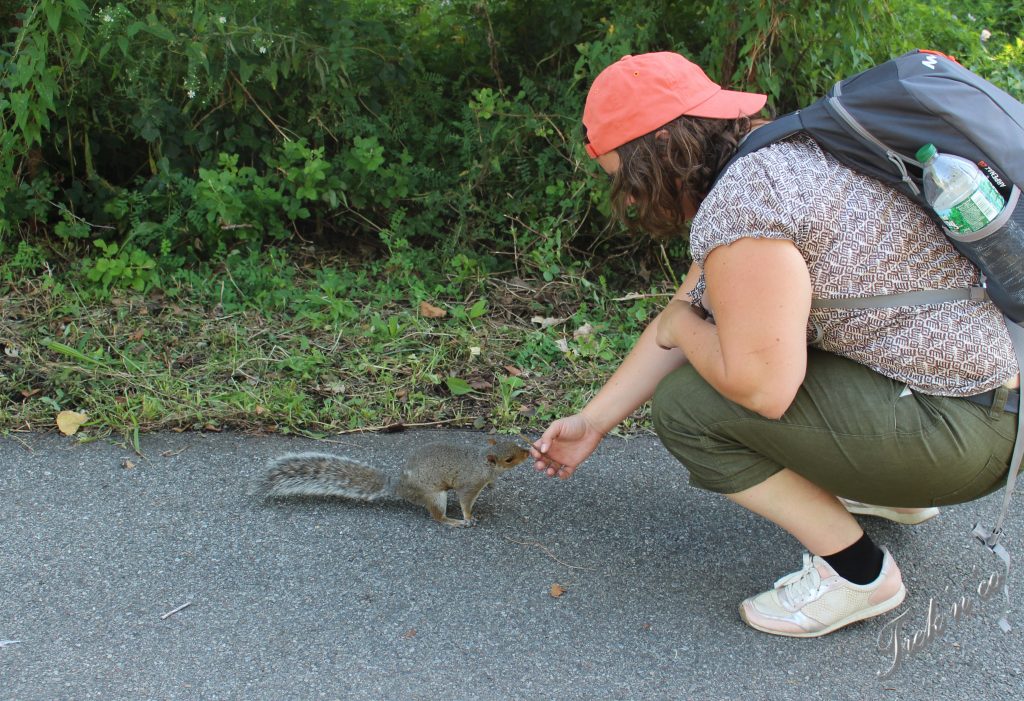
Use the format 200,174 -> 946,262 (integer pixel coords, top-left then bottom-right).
973,522 -> 1004,551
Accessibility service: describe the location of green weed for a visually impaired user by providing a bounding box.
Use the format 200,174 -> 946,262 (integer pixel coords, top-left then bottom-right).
0,244 -> 672,439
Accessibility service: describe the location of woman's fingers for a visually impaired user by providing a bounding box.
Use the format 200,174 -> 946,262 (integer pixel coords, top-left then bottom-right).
535,452 -> 568,475
554,463 -> 576,480
532,446 -> 574,478
531,421 -> 564,470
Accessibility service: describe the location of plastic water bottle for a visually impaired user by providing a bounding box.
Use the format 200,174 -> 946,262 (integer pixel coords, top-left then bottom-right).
916,143 -> 1005,234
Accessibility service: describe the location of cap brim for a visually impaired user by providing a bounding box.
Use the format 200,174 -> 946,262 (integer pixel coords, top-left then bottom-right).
683,88 -> 767,119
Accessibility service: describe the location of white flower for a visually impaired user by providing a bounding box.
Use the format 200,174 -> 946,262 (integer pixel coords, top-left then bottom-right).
102,13 -> 113,23
219,16 -> 227,24
187,89 -> 196,99
981,29 -> 992,42
259,46 -> 267,54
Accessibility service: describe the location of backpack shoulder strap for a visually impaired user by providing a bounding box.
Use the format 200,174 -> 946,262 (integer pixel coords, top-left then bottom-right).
716,112 -> 805,184
976,317 -> 1024,547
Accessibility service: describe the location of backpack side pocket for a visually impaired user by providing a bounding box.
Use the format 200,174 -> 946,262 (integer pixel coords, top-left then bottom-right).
948,186 -> 1024,322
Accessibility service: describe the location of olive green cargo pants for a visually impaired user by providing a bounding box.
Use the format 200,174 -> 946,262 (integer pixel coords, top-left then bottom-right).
651,348 -> 1016,507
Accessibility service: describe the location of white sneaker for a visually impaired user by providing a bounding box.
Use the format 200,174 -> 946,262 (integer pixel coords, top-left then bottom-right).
739,549 -> 906,638
839,498 -> 939,525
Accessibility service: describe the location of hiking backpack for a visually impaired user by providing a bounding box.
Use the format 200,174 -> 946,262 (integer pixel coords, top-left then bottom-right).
721,49 -> 1024,566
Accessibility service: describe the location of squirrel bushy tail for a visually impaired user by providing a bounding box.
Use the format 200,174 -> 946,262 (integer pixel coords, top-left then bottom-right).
257,453 -> 397,501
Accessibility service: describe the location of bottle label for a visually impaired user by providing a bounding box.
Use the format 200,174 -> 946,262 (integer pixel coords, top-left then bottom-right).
938,178 -> 1006,234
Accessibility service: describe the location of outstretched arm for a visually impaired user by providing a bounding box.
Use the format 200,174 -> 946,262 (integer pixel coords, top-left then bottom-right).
532,263 -> 702,479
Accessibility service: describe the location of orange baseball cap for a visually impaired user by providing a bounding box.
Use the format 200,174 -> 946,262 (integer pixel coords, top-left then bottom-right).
583,52 -> 767,158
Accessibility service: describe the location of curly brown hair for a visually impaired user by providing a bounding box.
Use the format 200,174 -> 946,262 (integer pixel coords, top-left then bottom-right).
607,114 -> 753,239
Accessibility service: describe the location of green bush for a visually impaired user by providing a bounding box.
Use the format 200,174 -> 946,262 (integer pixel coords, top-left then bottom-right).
2,0 -> 1022,297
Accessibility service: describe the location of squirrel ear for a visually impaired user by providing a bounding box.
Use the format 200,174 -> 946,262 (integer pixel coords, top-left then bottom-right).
486,453 -> 497,464
487,438 -> 497,446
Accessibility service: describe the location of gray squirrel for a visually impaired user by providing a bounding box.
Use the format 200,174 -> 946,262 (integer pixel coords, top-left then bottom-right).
257,439 -> 530,527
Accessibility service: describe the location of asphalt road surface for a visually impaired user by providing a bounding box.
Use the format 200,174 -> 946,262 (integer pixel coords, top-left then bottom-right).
3,430 -> 1022,700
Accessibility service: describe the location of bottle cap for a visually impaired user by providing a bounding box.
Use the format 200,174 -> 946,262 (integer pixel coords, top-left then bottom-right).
916,143 -> 937,163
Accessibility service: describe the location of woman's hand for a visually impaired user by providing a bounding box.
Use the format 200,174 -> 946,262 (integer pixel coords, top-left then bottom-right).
531,413 -> 605,480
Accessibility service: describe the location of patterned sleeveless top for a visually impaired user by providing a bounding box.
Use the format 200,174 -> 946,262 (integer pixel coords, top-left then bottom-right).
688,134 -> 1015,396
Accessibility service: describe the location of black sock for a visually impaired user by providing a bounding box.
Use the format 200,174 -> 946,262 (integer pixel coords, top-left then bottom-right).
822,532 -> 884,584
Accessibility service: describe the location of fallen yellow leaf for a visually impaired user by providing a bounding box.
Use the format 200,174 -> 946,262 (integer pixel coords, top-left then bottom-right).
531,315 -> 567,328
549,583 -> 566,598
419,301 -> 447,318
56,411 -> 88,436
